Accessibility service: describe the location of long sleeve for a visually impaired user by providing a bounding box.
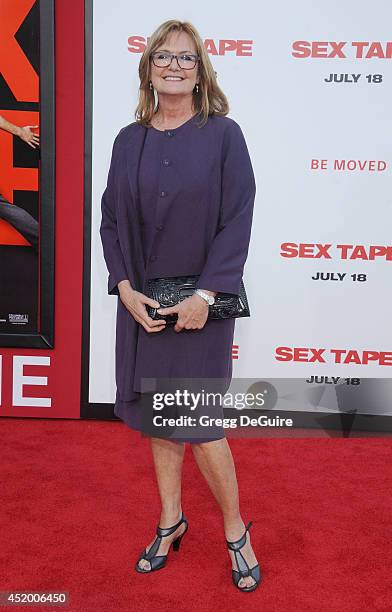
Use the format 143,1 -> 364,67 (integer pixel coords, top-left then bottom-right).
195,120 -> 256,296
99,133 -> 129,296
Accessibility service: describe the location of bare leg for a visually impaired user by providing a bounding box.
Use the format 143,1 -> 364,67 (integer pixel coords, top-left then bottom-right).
0,195 -> 39,251
191,438 -> 258,589
137,437 -> 187,571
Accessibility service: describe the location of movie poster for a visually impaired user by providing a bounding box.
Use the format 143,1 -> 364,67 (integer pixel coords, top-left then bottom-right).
0,0 -> 55,348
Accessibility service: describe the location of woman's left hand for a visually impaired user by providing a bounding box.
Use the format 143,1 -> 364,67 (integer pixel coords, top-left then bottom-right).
157,294 -> 209,332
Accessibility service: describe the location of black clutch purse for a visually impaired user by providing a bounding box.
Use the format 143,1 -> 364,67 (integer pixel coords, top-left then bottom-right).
145,275 -> 250,325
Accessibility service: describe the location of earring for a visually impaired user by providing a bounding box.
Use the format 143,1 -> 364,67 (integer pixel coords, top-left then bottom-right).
195,84 -> 199,94
149,81 -> 153,90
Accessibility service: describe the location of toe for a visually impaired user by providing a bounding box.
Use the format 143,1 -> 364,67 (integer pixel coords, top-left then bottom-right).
238,576 -> 255,589
138,558 -> 150,571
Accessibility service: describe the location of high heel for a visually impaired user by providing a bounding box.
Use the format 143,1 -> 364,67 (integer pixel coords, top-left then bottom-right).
172,531 -> 186,551
135,512 -> 188,573
226,521 -> 261,592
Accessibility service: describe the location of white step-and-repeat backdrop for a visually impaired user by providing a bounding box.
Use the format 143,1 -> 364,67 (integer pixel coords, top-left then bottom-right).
87,1 -> 392,418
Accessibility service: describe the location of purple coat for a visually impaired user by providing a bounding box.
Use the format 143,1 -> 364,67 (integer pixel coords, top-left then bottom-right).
100,113 -> 256,402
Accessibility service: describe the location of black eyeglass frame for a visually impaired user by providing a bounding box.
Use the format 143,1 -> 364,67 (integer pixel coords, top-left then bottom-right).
150,52 -> 200,70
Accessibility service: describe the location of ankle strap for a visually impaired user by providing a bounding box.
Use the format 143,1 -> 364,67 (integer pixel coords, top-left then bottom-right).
156,512 -> 185,537
226,521 -> 253,551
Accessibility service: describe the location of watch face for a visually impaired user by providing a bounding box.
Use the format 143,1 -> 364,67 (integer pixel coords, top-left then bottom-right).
208,296 -> 215,305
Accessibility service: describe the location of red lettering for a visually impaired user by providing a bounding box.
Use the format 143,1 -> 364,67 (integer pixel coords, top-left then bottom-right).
368,246 -> 387,260
0,0 -> 38,102
218,39 -> 237,56
204,39 -> 219,55
362,351 -> 380,364
309,348 -> 326,363
311,159 -> 328,170
275,347 -> 293,361
315,244 -> 332,258
293,348 -> 310,362
299,244 -> 316,258
344,350 -> 362,364
330,349 -> 345,363
126,36 -> 254,57
292,41 -> 347,58
329,41 -> 346,58
236,40 -> 253,56
351,245 -> 368,260
331,349 -> 392,365
292,41 -> 311,58
366,42 -> 384,59
379,352 -> 392,366
127,36 -> 146,53
280,243 -> 332,258
337,245 -> 352,259
275,347 -> 326,363
352,42 -> 368,58
312,42 -> 330,58
280,242 -> 299,258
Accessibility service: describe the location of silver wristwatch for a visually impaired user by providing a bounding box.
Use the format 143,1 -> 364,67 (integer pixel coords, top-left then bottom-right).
194,289 -> 215,306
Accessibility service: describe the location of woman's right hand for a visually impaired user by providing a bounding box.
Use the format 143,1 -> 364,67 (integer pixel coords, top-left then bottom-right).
118,280 -> 166,333
19,125 -> 40,148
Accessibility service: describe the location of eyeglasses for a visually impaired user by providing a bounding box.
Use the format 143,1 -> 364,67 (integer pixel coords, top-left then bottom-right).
150,52 -> 199,70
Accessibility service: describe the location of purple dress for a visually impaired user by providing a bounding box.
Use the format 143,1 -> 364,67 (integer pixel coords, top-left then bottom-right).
114,118 -> 236,442
100,113 -> 256,442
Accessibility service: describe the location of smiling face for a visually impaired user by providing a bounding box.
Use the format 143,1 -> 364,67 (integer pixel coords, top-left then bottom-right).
150,30 -> 199,100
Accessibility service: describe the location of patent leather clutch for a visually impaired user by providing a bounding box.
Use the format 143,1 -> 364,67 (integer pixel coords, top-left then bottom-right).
145,275 -> 250,325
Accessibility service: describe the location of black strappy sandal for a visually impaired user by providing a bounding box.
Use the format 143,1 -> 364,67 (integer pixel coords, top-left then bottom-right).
226,521 -> 261,592
135,512 -> 188,573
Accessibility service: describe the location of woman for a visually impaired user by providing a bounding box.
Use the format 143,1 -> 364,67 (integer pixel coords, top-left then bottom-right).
100,20 -> 260,592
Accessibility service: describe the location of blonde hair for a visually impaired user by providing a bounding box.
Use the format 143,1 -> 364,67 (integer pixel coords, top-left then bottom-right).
135,20 -> 229,128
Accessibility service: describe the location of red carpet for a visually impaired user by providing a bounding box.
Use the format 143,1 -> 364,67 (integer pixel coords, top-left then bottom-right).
0,418 -> 391,611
